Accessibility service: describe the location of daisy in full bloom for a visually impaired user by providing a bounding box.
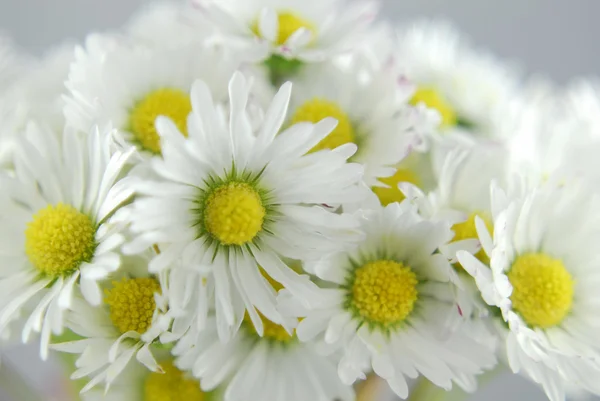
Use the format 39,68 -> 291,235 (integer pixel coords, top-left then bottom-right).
173,305 -> 353,401
0,43 -> 73,165
286,202 -> 497,399
287,60 -> 438,192
121,71 -> 365,342
64,38 -> 245,157
0,124 -> 135,358
193,0 -> 378,81
81,357 -> 222,401
390,20 -> 522,145
52,252 -> 173,392
457,179 -> 600,401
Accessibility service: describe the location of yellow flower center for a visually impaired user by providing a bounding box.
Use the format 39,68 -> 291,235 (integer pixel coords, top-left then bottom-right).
25,203 -> 96,277
452,211 -> 493,266
144,360 -> 207,401
410,87 -> 457,129
508,253 -> 574,328
351,260 -> 419,326
290,98 -> 355,153
129,88 -> 192,154
252,11 -> 316,46
204,182 -> 265,246
244,270 -> 294,343
105,277 -> 160,335
372,168 -> 421,206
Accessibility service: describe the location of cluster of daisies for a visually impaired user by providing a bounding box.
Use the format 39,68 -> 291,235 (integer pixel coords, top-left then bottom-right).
1,1 -> 599,401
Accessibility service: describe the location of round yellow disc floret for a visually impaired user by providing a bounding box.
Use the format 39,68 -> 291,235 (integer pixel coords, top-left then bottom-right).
252,11 -> 316,45
25,203 -> 96,277
452,211 -> 493,266
410,87 -> 457,129
204,182 -> 265,246
508,253 -> 574,328
351,260 -> 419,325
372,168 -> 421,206
105,277 -> 160,335
290,98 -> 355,153
144,360 -> 207,401
129,88 -> 192,154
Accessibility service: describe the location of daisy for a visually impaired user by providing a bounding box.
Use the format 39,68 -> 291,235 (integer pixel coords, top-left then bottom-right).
390,20 -> 522,144
288,202 -> 497,398
193,0 -> 377,81
0,123 -> 135,359
287,59 -> 437,190
64,38 -> 245,157
52,252 -> 173,392
81,357 -> 222,401
121,71 -> 365,342
0,43 -> 73,165
457,179 -> 600,401
173,311 -> 353,401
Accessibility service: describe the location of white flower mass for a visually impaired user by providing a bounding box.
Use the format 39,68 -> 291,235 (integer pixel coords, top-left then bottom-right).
0,1 -> 599,401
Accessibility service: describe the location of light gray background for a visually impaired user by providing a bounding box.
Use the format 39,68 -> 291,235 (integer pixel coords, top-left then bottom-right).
0,0 -> 597,400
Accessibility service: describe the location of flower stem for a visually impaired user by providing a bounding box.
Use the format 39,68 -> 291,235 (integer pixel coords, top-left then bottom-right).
0,357 -> 43,401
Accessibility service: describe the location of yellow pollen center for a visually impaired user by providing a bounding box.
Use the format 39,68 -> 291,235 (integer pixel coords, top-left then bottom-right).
25,203 -> 96,277
204,182 -> 265,246
351,260 -> 419,326
372,168 -> 421,206
252,11 -> 316,46
129,88 -> 192,154
508,253 -> 574,328
105,277 -> 160,335
410,87 -> 457,129
144,360 -> 207,401
290,98 -> 355,153
452,211 -> 493,266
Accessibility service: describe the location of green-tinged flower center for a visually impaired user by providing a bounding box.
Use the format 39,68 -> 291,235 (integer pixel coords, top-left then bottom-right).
144,360 -> 208,401
410,86 -> 457,129
105,277 -> 160,335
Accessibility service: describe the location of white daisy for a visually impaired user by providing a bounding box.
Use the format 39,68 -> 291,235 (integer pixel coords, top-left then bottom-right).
0,43 -> 73,165
173,311 -> 353,401
289,202 -> 497,398
393,20 -> 522,145
64,38 -> 243,157
457,179 -> 600,401
0,124 -> 135,358
121,71 -> 365,342
286,59 -> 437,189
193,0 -> 377,72
81,356 -> 222,401
52,253 -> 172,392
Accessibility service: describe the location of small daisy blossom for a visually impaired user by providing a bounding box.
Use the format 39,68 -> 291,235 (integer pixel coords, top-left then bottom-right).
64,38 -> 246,157
52,255 -> 172,393
121,71 -> 365,342
457,179 -> 600,401
192,0 -> 378,62
173,313 -> 353,401
0,124 -> 135,359
287,59 -> 437,188
285,202 -> 497,399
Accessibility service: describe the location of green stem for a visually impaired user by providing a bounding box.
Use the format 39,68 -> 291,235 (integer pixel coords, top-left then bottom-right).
0,357 -> 43,401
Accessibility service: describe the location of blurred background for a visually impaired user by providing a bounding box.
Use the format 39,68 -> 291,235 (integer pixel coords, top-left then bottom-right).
0,0 -> 598,400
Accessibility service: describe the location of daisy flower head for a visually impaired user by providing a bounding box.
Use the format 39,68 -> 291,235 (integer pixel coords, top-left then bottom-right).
173,304 -> 353,401
122,71 -> 365,342
0,123 -> 135,359
287,60 -> 438,191
392,20 -> 522,145
64,38 -> 247,157
457,179 -> 600,401
52,250 -> 175,392
193,0 -> 378,82
0,43 -> 74,165
290,202 -> 497,399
